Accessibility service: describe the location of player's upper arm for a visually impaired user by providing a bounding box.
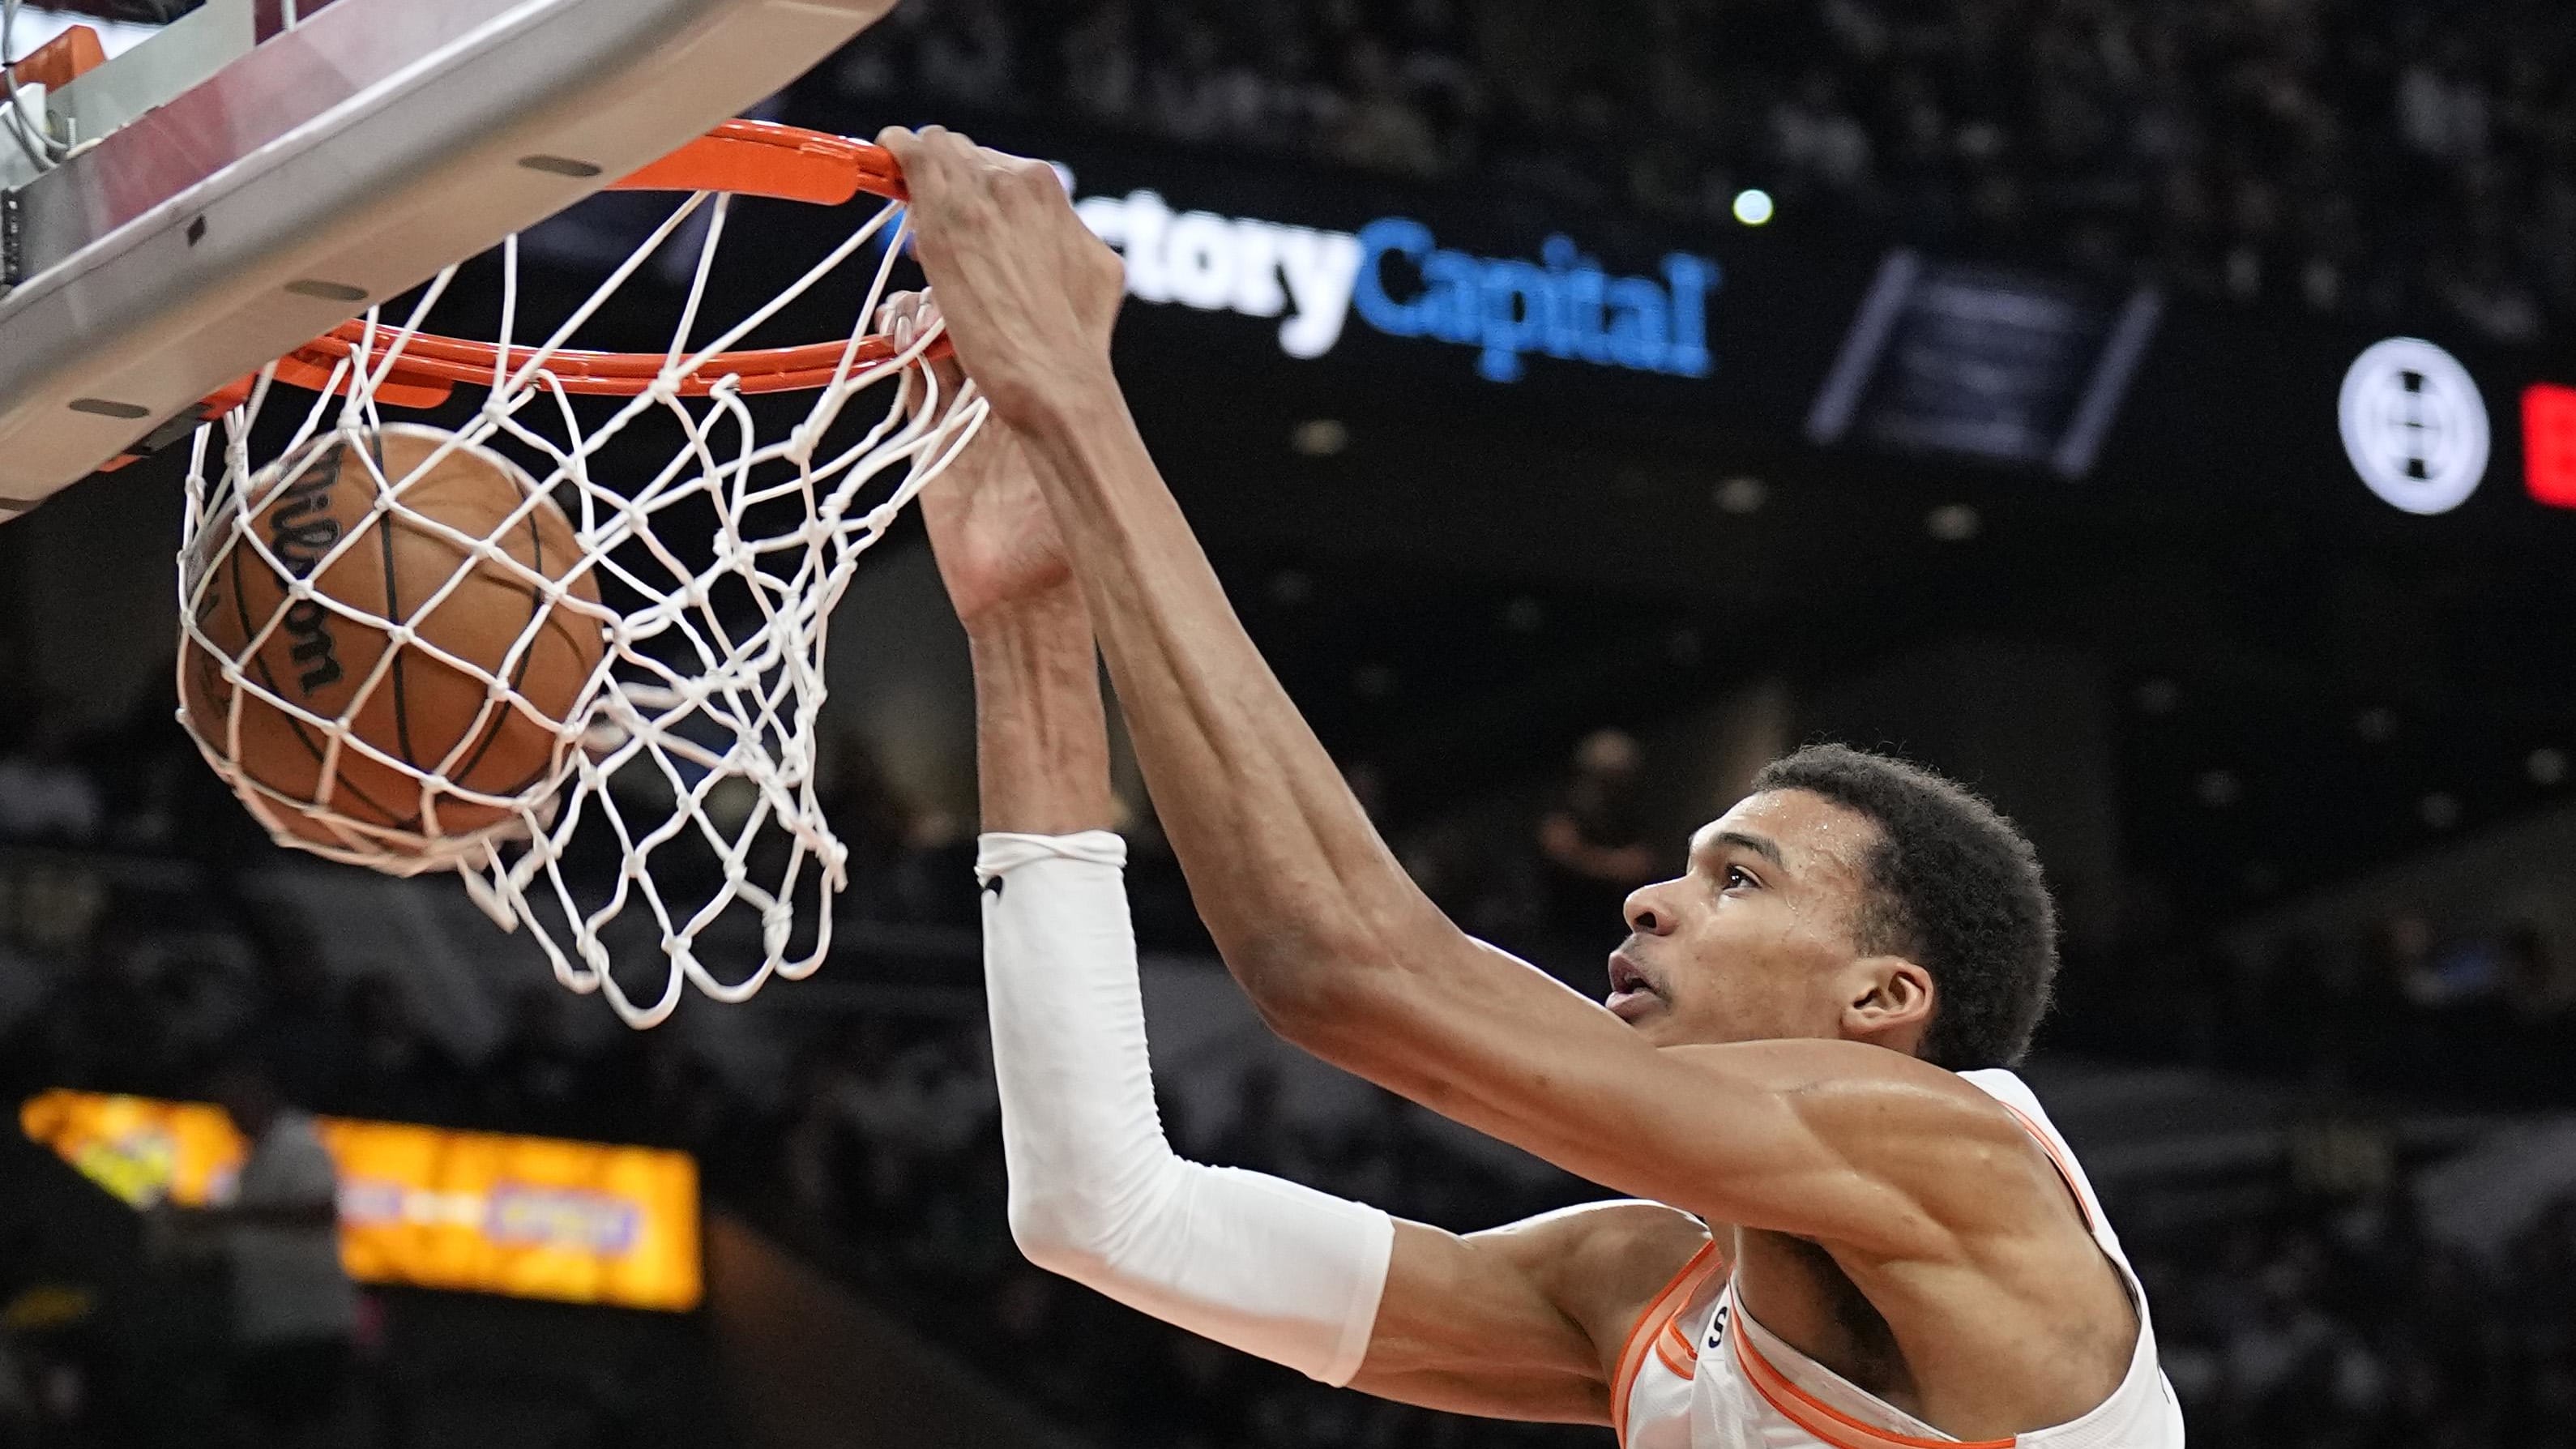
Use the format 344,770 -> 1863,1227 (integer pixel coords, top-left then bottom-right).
1347,1199 -> 1711,1425
1271,936 -> 2050,1259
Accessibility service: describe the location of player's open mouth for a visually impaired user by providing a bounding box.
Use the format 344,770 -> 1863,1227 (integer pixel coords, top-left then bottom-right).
1606,950 -> 1660,1020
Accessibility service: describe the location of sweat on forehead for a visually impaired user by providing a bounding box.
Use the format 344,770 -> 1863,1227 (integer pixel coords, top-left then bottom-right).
1701,790 -> 1885,871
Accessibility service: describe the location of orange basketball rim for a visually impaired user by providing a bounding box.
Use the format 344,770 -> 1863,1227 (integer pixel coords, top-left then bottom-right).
189,119 -> 955,422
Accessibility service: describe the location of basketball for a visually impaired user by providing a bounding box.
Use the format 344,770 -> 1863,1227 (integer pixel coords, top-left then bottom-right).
181,423 -> 604,851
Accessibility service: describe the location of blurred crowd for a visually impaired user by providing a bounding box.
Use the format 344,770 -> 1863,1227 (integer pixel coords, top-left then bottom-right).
0,705 -> 2573,1448
2147,1182 -> 2576,1449
0,699 -> 2569,1099
2134,914 -> 2576,1106
824,0 -> 2576,344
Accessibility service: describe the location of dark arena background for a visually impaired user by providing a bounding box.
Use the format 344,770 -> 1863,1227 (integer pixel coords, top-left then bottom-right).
2,0 -> 2574,1446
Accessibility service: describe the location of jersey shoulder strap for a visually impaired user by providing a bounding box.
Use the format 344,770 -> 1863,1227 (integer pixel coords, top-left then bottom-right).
1610,1237 -> 1724,1444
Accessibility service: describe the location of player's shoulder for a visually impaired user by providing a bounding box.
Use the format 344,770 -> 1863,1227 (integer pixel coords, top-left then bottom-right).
1665,1038 -> 2036,1135
1659,1040 -> 2063,1227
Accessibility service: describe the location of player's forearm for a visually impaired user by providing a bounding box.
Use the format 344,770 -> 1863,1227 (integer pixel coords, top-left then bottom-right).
966,585 -> 1114,836
979,831 -> 1393,1386
1011,372 -> 1455,1016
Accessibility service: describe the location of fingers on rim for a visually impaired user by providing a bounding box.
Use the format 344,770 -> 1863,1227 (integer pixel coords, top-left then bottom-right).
879,293 -> 944,341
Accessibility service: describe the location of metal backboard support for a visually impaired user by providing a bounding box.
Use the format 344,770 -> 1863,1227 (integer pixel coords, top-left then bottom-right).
0,0 -> 899,514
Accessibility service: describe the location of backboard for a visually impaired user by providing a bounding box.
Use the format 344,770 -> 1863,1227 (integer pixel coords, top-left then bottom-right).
0,0 -> 900,515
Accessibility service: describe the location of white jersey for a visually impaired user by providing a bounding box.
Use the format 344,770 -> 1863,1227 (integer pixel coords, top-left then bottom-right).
1612,1070 -> 2185,1449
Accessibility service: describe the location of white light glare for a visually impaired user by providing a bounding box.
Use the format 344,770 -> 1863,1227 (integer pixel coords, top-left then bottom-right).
1732,189 -> 1776,226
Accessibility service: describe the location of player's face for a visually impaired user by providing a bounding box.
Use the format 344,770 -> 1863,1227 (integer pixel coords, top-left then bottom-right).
1605,789 -> 1886,1048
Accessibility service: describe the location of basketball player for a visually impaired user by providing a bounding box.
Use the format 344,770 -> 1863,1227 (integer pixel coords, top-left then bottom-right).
878,125 -> 2185,1448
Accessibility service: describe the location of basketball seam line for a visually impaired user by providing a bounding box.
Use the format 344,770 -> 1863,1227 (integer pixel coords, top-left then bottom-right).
225,518 -> 413,832
377,431 -> 421,772
445,486 -> 551,794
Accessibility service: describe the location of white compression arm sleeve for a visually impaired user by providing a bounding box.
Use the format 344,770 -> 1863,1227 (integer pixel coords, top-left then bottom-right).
977,831 -> 1395,1387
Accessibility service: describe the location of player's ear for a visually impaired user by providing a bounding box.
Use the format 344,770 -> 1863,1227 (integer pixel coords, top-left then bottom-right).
1842,956 -> 1934,1041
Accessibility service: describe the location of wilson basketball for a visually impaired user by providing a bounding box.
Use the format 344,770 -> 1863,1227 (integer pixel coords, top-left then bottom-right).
181,424 -> 604,851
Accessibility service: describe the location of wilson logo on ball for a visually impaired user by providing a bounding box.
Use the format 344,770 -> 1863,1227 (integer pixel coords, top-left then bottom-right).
265,449 -> 350,695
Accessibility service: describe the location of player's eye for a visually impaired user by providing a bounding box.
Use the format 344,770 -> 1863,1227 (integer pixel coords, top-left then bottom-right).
1723,865 -> 1757,891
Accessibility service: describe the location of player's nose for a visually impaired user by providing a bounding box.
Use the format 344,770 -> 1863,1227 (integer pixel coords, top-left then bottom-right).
1624,882 -> 1676,936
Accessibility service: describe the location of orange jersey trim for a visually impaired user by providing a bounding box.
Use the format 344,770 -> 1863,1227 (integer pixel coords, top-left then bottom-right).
1611,1238 -> 1720,1446
1731,1312 -> 2019,1449
1993,1101 -> 2095,1231
1655,1313 -> 1700,1375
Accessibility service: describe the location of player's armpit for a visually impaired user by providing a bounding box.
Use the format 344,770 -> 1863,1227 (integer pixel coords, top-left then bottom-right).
1346,1200 -> 1711,1424
1279,951 -> 2056,1259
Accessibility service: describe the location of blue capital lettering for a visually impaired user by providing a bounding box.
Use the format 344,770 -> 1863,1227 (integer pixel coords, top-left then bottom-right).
1353,218 -> 1435,337
1476,259 -> 1551,383
1662,254 -> 1718,377
1350,218 -> 1720,384
1540,236 -> 1608,363
1421,249 -> 1485,345
1604,276 -> 1671,371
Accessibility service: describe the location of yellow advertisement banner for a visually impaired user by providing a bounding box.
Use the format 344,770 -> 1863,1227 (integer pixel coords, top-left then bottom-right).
19,1090 -> 701,1313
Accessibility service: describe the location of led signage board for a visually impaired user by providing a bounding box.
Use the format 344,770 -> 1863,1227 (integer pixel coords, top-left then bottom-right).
1805,251 -> 2160,479
2338,337 -> 2493,515
20,1090 -> 702,1312
1071,188 -> 1718,384
2526,382 -> 2576,510
753,123 -> 2570,520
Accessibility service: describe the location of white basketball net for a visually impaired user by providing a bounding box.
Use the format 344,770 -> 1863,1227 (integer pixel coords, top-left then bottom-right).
176,186 -> 988,1027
